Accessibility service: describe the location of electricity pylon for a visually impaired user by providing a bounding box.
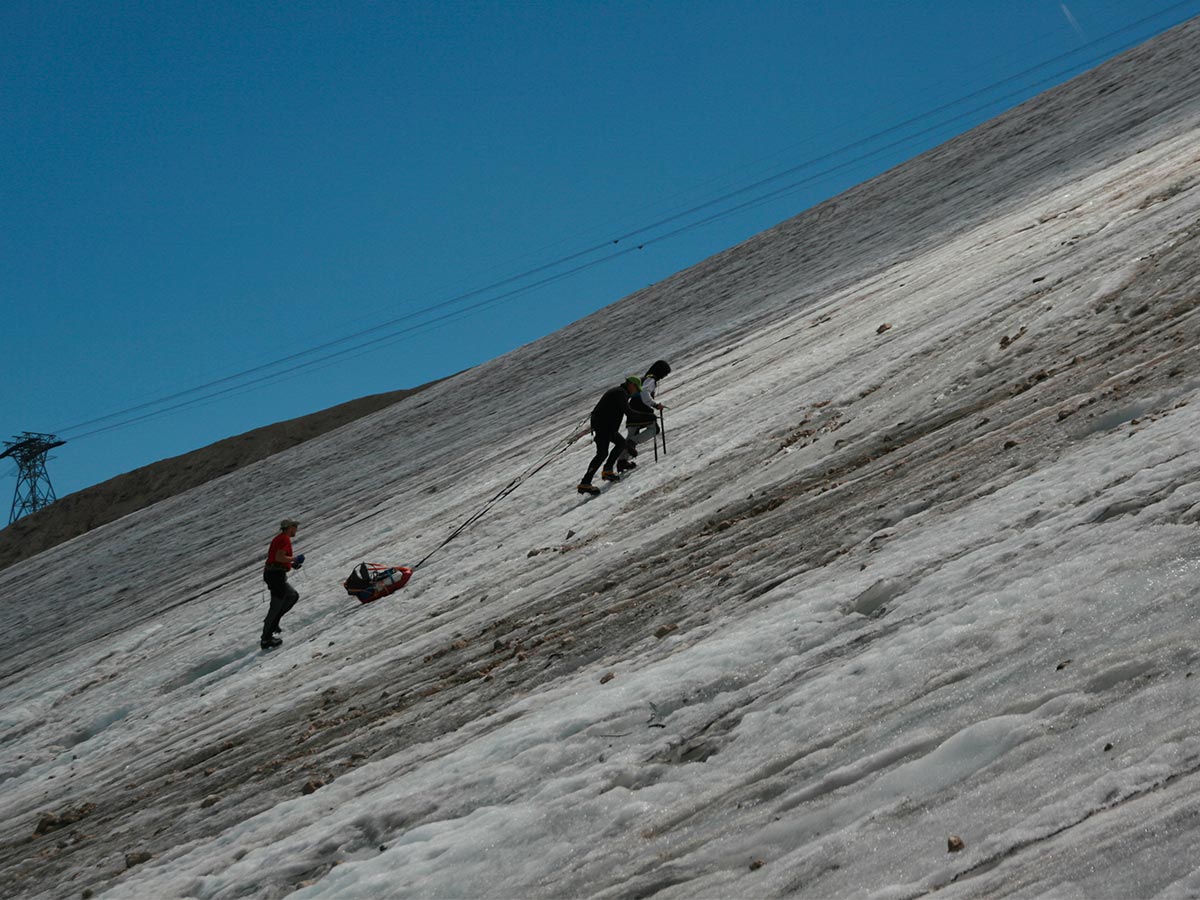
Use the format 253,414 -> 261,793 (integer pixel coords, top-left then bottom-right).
1,432 -> 66,525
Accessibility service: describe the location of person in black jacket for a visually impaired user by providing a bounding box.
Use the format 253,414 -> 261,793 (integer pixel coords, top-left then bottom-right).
578,376 -> 641,495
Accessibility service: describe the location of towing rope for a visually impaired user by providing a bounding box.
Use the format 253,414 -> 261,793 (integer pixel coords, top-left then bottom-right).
411,418 -> 591,571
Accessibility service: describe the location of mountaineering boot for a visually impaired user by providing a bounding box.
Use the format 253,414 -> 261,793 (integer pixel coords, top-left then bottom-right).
272,625 -> 282,634
577,482 -> 601,496
260,636 -> 283,650
616,459 -> 637,473
601,470 -> 621,482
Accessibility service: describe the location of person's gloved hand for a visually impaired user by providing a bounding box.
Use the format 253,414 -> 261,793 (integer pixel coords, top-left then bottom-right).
293,553 -> 306,570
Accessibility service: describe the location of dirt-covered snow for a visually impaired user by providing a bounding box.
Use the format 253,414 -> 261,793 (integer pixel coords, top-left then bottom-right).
3,18 -> 1200,900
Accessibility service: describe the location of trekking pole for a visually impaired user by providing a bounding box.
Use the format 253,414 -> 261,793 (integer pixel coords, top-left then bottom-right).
659,407 -> 667,456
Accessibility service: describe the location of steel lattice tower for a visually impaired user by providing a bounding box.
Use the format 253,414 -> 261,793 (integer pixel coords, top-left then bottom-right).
1,432 -> 66,525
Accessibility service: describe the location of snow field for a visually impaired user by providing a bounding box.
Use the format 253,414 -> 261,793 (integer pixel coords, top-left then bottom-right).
4,20 -> 1200,898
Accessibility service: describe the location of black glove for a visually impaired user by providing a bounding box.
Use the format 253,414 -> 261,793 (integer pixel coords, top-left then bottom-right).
293,553 -> 305,570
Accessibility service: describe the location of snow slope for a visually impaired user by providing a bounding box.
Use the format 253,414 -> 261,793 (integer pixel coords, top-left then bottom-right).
3,18 -> 1200,900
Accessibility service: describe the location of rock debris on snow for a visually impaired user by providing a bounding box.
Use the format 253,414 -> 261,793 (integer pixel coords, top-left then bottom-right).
5,19 -> 1200,900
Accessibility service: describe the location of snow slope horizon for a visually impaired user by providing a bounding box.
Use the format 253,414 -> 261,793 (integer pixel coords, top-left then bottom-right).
4,19 -> 1200,899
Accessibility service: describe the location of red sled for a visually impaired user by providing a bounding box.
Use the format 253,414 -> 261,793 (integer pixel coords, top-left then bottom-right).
343,562 -> 413,603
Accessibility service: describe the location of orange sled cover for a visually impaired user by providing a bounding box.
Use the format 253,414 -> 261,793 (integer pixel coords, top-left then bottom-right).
343,563 -> 413,603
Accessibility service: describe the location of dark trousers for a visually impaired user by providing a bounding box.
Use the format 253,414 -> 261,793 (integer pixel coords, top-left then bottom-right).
582,429 -> 628,484
262,568 -> 299,640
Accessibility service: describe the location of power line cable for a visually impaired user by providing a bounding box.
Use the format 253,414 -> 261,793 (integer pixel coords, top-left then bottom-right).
635,28 -> 1175,250
601,0 -> 1200,249
66,241 -> 645,440
49,1 -> 1199,442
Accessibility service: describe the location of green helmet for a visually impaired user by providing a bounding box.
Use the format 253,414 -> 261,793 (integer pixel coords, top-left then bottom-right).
625,375 -> 643,390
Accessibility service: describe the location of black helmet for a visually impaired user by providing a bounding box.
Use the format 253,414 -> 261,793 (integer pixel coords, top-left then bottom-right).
646,359 -> 672,380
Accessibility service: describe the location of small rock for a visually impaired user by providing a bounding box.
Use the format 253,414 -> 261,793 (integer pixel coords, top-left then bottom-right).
749,858 -> 766,870
35,803 -> 97,836
35,813 -> 60,836
1003,440 -> 1019,450
600,672 -> 616,684
654,624 -> 678,639
566,530 -> 576,540
124,851 -> 153,869
1056,659 -> 1072,670
876,323 -> 892,334
301,780 -> 325,795
200,796 -> 220,809
82,890 -> 94,899
1104,743 -> 1114,752
947,835 -> 965,853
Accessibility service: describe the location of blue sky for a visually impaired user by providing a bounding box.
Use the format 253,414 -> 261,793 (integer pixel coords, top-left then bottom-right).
3,0 -> 1199,502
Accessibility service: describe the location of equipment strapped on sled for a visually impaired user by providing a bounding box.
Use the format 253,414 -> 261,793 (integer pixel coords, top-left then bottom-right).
342,562 -> 413,603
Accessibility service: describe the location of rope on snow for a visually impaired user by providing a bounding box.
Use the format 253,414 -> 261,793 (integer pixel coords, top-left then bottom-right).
411,417 -> 591,571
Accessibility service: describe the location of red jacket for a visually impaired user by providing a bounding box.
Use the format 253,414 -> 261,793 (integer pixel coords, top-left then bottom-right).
265,533 -> 293,570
